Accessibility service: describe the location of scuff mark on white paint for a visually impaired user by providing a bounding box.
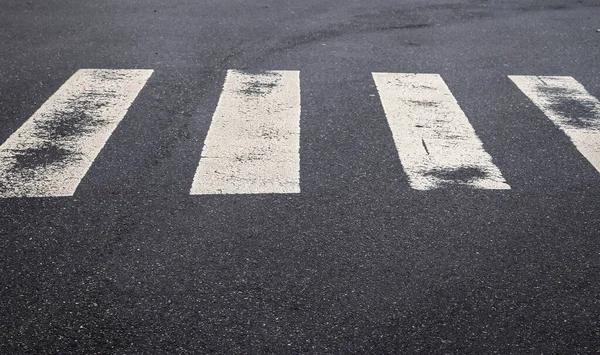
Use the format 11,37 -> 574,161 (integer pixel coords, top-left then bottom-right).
191,70 -> 301,194
373,72 -> 510,190
0,69 -> 153,198
510,75 -> 600,173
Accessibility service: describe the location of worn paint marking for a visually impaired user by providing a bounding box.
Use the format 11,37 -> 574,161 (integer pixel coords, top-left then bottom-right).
372,72 -> 510,190
509,75 -> 600,173
191,70 -> 301,194
0,69 -> 153,197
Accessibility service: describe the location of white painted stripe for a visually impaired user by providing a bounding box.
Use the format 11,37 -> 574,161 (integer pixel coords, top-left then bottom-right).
191,70 -> 301,194
509,75 -> 600,173
0,69 -> 153,198
372,73 -> 510,190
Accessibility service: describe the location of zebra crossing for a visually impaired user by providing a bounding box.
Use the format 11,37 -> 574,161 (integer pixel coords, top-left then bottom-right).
191,70 -> 301,195
0,69 -> 153,198
509,75 -> 600,173
373,73 -> 511,190
0,69 -> 598,198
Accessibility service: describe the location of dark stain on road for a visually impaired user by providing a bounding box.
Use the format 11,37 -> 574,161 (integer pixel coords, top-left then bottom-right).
549,97 -> 598,129
425,166 -> 488,182
239,69 -> 282,77
34,96 -> 110,141
409,99 -> 440,108
7,91 -> 113,172
9,143 -> 74,171
240,80 -> 278,96
375,23 -> 432,31
538,85 -> 577,97
537,84 -> 599,129
518,4 -> 569,12
243,1 -> 501,63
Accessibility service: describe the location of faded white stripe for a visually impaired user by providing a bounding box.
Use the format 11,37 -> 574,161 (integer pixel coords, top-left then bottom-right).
509,75 -> 600,173
0,69 -> 153,198
191,70 -> 301,194
373,73 -> 510,190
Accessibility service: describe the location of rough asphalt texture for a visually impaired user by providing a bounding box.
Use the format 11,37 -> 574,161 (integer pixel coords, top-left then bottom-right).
1,0 -> 599,353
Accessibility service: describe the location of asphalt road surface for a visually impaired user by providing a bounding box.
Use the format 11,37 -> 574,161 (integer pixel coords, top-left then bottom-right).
1,0 -> 599,353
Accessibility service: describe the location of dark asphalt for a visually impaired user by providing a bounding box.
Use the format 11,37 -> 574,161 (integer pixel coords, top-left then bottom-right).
1,0 -> 599,353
